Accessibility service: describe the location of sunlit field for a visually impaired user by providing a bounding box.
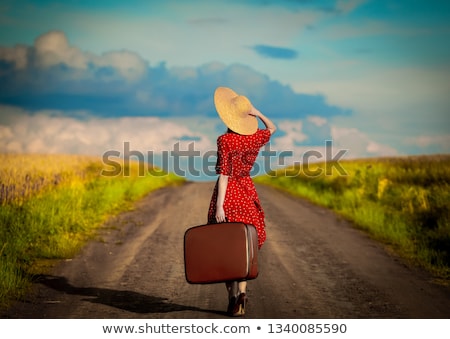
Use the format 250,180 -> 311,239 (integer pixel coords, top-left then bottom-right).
0,154 -> 184,308
255,154 -> 450,283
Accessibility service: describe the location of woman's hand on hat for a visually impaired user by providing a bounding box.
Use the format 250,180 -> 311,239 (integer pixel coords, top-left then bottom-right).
249,106 -> 261,117
249,106 -> 277,134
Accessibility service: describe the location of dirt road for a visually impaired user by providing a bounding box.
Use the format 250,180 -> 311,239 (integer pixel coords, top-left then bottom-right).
3,181 -> 450,318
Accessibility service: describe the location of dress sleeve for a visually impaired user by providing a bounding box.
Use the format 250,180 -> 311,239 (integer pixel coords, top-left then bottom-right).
255,128 -> 271,148
215,135 -> 232,175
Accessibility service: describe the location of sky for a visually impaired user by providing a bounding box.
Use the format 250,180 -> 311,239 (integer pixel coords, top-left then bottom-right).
0,0 -> 449,180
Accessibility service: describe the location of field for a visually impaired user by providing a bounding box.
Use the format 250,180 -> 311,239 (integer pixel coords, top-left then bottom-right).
2,153 -> 449,310
254,154 -> 450,282
0,154 -> 184,309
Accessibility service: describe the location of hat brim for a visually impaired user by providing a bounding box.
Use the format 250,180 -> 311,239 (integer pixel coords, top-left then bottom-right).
214,87 -> 258,135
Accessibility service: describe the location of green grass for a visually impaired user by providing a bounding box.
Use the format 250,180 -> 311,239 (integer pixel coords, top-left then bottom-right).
0,154 -> 185,309
255,154 -> 450,282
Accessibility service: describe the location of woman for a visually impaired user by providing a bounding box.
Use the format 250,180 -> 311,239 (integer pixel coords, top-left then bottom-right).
207,86 -> 276,316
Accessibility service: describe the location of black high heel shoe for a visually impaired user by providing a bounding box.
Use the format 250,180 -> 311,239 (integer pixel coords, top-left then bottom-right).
232,293 -> 248,316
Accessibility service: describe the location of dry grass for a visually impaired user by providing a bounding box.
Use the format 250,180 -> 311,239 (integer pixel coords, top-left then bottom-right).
0,153 -> 184,309
0,154 -> 102,205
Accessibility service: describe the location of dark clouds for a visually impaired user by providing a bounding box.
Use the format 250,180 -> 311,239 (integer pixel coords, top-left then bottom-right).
0,31 -> 350,120
251,44 -> 298,59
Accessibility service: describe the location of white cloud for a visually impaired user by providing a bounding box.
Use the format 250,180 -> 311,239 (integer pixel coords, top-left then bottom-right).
34,30 -> 85,69
273,120 -> 307,151
307,116 -> 327,127
366,141 -> 397,155
405,135 -> 450,152
5,104 -> 441,181
331,126 -> 398,157
0,106 -> 214,156
293,64 -> 450,153
0,31 -> 148,82
0,44 -> 28,69
96,50 -> 147,82
268,119 -> 398,170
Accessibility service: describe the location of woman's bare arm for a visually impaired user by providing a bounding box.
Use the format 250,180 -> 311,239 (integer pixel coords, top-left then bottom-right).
215,173 -> 229,223
250,106 -> 277,135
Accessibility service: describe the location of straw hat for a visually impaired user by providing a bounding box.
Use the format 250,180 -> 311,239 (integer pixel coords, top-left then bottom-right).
214,87 -> 258,135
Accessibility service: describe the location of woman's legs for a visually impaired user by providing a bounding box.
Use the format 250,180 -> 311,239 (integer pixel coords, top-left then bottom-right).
226,281 -> 248,316
234,281 -> 248,316
226,280 -> 246,297
226,281 -> 238,299
238,281 -> 247,294
226,281 -> 238,315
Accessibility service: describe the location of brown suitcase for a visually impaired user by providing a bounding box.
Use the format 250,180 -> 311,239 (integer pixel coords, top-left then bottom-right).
184,222 -> 259,284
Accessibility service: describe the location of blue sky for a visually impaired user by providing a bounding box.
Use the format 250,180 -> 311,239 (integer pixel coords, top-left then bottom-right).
0,0 -> 449,180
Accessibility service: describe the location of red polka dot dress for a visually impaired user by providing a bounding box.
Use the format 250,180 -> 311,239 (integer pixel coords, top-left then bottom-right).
207,128 -> 272,249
